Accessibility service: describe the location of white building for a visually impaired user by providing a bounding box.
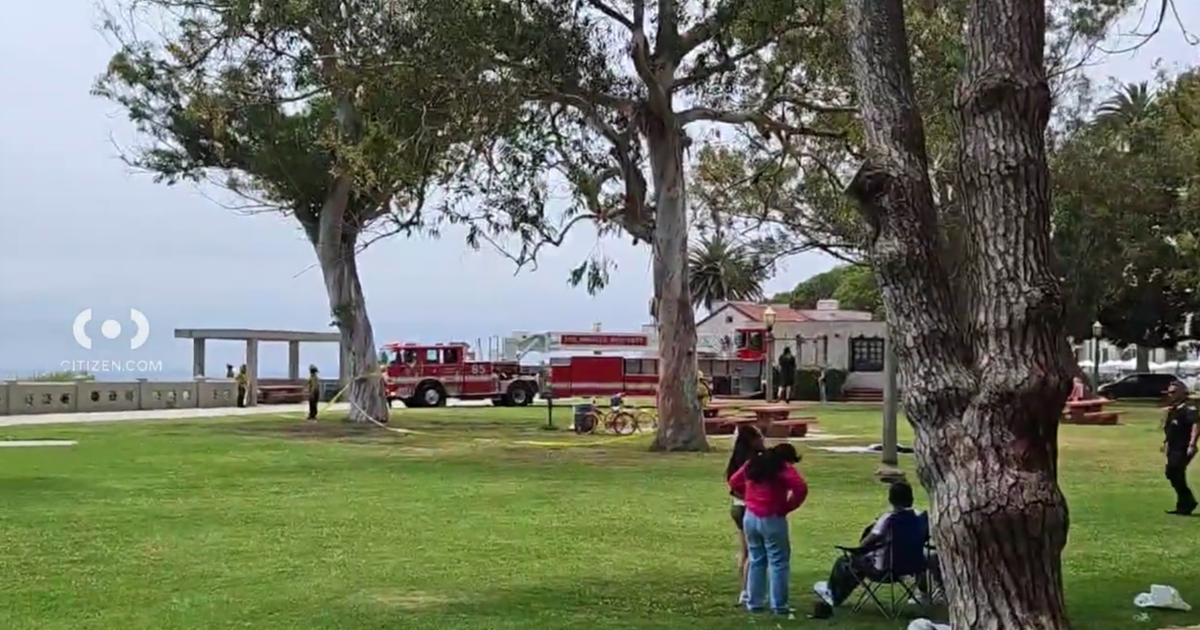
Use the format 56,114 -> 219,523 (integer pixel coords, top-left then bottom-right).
694,299 -> 887,391
1073,339 -> 1174,366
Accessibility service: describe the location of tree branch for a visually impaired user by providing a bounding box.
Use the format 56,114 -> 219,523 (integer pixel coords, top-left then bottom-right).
654,0 -> 677,61
671,1 -> 830,93
583,0 -> 634,30
674,0 -> 753,62
677,102 -> 847,139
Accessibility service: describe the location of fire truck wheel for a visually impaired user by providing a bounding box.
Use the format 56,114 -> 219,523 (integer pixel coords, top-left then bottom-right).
415,381 -> 447,407
505,382 -> 533,407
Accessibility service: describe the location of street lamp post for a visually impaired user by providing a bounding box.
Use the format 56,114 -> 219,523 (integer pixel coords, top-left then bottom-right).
1091,321 -> 1103,390
764,306 -> 777,402
543,381 -> 556,430
876,326 -> 904,483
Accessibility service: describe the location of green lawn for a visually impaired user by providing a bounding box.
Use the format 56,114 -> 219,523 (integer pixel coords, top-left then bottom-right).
1,404 -> 1197,630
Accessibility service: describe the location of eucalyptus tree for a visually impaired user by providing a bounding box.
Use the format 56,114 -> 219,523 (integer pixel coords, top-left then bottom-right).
439,0 -> 851,450
93,0 -> 505,421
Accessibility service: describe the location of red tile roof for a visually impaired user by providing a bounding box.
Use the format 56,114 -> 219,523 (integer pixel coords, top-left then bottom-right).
708,301 -> 876,325
726,302 -> 812,323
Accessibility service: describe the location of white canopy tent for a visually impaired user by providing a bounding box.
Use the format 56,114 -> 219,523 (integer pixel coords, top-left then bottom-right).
1155,359 -> 1200,373
1098,359 -> 1136,373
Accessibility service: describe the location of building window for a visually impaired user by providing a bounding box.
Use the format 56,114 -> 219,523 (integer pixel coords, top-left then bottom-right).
725,315 -> 734,323
850,337 -> 885,372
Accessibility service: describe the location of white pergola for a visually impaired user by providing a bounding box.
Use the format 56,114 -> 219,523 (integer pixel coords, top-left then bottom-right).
175,328 -> 346,406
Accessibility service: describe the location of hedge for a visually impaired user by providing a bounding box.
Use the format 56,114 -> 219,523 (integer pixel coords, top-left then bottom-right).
771,367 -> 848,400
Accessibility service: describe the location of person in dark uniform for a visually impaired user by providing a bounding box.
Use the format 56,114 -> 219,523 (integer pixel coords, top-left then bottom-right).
235,364 -> 248,408
306,365 -> 321,422
1162,381 -> 1198,515
777,347 -> 797,402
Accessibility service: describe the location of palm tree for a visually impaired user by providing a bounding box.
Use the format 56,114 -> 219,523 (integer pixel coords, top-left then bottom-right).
1095,82 -> 1158,155
1096,82 -> 1156,127
687,234 -> 767,311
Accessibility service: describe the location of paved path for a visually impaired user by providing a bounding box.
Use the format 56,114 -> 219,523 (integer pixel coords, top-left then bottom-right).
0,396 -> 576,428
0,403 -> 355,428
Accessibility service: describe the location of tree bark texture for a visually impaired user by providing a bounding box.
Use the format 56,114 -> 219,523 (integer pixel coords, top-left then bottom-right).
313,176 -> 390,425
647,123 -> 707,452
845,0 -> 1073,628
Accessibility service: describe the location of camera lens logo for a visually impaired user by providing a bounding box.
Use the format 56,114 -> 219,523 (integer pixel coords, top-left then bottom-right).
73,309 -> 150,350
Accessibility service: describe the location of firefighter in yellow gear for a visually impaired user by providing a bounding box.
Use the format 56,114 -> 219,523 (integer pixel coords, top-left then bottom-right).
697,368 -> 712,410
306,365 -> 321,421
235,365 -> 248,407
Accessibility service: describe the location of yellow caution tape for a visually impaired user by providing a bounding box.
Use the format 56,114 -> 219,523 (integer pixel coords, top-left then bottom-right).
274,368 -> 423,434
512,437 -> 636,448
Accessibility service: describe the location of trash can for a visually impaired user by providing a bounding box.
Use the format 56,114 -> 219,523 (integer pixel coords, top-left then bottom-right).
573,403 -> 596,434
321,381 -> 342,403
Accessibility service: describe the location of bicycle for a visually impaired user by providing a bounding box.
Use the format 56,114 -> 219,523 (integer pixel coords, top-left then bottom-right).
623,402 -> 658,431
583,394 -> 645,435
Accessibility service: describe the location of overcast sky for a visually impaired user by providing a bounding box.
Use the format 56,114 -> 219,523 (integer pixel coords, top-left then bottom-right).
0,1 -> 1196,378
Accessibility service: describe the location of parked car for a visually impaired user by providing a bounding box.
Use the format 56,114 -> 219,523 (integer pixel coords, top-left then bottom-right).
1096,372 -> 1182,400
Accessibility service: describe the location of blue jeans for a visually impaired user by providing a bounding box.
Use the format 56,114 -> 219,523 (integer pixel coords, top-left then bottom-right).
742,512 -> 791,612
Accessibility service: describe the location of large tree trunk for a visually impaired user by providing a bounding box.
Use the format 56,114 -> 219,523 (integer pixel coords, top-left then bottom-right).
1136,346 -> 1151,372
313,177 -> 390,424
647,127 -> 707,452
845,0 -> 1073,628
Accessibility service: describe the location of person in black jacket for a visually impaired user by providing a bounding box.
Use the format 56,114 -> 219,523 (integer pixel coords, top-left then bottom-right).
726,425 -> 766,605
1163,381 -> 1199,515
777,348 -> 797,402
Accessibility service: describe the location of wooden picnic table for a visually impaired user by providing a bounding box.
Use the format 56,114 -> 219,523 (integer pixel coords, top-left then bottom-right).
1062,398 -> 1122,425
749,404 -> 792,424
703,403 -> 819,438
257,384 -> 308,404
707,399 -> 751,410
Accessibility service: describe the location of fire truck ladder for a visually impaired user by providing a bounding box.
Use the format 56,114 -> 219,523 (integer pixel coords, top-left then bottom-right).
500,332 -> 654,361
501,331 -> 728,361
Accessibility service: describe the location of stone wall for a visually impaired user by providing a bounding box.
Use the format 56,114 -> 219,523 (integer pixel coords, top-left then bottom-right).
0,379 -> 241,416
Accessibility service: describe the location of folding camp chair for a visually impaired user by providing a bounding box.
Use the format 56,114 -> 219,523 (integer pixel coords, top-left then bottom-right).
834,510 -> 931,619
921,514 -> 946,605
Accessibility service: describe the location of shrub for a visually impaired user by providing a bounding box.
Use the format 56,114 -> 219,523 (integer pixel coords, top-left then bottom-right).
772,368 -> 847,400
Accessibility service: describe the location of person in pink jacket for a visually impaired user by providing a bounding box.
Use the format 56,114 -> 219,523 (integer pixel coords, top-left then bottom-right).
729,442 -> 809,614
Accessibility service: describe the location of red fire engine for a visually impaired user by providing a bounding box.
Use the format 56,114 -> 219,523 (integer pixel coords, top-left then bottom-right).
508,330 -> 763,398
734,327 -> 768,361
380,342 -> 539,407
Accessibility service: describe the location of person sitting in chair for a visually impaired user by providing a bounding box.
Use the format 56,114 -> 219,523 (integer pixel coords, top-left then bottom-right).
811,481 -> 941,617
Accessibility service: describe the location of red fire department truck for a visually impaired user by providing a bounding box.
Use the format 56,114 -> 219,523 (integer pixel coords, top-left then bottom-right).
508,331 -> 763,398
380,342 -> 539,407
734,327 -> 768,361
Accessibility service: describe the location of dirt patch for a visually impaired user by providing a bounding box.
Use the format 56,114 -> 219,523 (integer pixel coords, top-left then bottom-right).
138,539 -> 168,561
354,588 -> 454,610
